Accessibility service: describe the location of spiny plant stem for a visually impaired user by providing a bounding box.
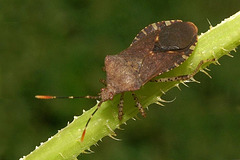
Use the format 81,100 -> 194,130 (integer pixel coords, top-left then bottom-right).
22,11 -> 240,160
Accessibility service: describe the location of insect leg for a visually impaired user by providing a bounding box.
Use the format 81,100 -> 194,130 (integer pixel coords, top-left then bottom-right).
131,92 -> 146,118
151,59 -> 215,82
118,93 -> 125,120
99,79 -> 107,86
80,101 -> 103,142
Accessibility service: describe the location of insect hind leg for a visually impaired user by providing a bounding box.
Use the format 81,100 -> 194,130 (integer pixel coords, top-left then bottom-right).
131,92 -> 146,118
151,59 -> 215,83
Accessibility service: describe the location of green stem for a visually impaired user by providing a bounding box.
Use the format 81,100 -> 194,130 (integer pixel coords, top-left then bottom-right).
22,11 -> 240,160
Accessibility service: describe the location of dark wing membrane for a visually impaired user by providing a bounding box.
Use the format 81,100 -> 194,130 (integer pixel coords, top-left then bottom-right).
153,22 -> 198,52
131,20 -> 182,46
139,21 -> 198,84
123,21 -> 185,59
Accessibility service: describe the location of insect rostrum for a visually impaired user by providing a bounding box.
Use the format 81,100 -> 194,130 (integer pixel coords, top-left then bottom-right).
36,20 -> 199,141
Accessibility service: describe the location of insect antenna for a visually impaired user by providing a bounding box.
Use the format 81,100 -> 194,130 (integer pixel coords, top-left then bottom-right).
35,95 -> 101,100
81,100 -> 103,142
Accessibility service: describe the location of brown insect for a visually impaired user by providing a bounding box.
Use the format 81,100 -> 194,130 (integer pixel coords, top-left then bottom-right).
36,20 -> 204,141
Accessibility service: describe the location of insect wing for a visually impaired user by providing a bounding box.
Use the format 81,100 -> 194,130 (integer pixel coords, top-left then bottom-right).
131,20 -> 182,46
139,21 -> 198,83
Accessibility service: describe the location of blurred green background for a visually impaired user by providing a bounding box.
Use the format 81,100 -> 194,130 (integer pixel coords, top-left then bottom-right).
1,0 -> 240,159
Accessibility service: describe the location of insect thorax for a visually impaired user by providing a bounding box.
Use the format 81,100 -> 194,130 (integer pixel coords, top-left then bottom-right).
103,54 -> 143,95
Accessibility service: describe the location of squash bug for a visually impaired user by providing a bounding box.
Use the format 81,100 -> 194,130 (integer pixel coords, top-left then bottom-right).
36,20 -> 209,141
